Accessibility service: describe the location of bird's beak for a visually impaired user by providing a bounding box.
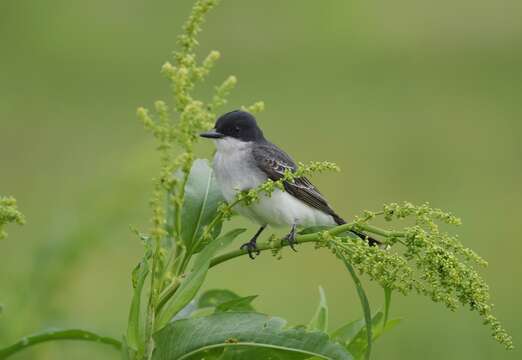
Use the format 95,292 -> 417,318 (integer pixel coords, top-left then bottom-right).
200,129 -> 225,139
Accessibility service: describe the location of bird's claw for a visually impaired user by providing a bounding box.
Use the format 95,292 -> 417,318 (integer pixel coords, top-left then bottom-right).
240,240 -> 261,259
283,225 -> 298,252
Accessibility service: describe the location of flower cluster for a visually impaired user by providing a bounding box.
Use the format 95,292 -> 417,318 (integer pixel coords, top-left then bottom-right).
138,0 -> 264,247
326,202 -> 512,349
0,196 -> 25,240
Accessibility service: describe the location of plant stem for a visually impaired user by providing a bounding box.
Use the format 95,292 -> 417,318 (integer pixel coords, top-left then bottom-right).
358,224 -> 395,238
209,222 -> 404,268
0,329 -> 121,359
383,287 -> 392,328
209,234 -> 317,268
342,259 -> 373,360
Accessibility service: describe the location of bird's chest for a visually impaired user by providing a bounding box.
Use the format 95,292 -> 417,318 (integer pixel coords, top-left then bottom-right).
213,147 -> 267,202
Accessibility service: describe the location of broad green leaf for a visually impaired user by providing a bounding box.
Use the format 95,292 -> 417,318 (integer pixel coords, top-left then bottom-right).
215,295 -> 257,313
153,312 -> 353,360
198,289 -> 257,313
155,229 -> 245,330
215,346 -> 313,360
187,307 -> 215,318
171,300 -> 199,321
308,286 -> 328,332
198,289 -> 247,308
192,229 -> 245,270
181,159 -> 224,252
173,289 -> 257,320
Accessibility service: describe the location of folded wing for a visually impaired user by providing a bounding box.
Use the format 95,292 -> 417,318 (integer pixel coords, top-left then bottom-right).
252,143 -> 342,222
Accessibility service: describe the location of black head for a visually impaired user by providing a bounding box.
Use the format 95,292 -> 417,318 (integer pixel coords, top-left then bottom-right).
200,110 -> 265,142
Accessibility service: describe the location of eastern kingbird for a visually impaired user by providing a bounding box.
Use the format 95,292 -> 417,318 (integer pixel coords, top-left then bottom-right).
200,110 -> 379,258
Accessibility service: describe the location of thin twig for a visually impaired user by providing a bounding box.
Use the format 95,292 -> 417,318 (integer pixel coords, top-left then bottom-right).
209,222 -> 404,268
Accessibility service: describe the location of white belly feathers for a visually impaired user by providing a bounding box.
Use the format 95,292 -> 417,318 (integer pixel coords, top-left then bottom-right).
212,138 -> 335,228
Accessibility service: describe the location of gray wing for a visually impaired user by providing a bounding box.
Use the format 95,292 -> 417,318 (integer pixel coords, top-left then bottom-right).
252,143 -> 342,221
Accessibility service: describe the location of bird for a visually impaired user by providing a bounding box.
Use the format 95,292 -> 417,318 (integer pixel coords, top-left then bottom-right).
200,110 -> 379,259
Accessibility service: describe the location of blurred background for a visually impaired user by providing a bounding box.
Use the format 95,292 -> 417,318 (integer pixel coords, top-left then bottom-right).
1,0 -> 521,359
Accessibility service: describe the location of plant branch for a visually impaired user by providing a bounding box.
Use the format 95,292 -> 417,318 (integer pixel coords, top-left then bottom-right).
209,222 -> 404,269
0,329 -> 121,359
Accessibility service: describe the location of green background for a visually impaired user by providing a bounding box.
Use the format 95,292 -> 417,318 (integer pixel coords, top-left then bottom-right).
1,0 -> 521,359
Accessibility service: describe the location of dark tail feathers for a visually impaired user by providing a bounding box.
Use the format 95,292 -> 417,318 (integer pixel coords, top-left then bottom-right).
332,213 -> 381,246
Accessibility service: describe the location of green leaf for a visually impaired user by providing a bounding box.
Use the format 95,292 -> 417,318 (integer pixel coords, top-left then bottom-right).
216,346 -> 312,360
126,259 -> 149,353
126,228 -> 153,354
308,286 -> 328,332
180,346 -> 309,360
155,229 -> 245,330
341,260 -> 372,360
172,289 -> 257,320
171,300 -> 200,321
345,312 -> 382,358
187,307 -> 215,319
153,312 -> 353,360
198,289 -> 257,313
181,159 -> 224,252
121,336 -> 136,360
198,289 -> 246,308
347,312 -> 401,360
215,295 -> 257,313
332,312 -> 401,360
330,319 -> 365,346
192,228 -> 245,270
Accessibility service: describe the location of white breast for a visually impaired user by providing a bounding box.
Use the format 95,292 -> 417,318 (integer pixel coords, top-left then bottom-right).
213,138 -> 266,201
212,137 -> 335,228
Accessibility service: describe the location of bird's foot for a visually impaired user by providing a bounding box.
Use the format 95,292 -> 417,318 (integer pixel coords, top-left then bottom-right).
282,224 -> 298,252
240,239 -> 261,259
